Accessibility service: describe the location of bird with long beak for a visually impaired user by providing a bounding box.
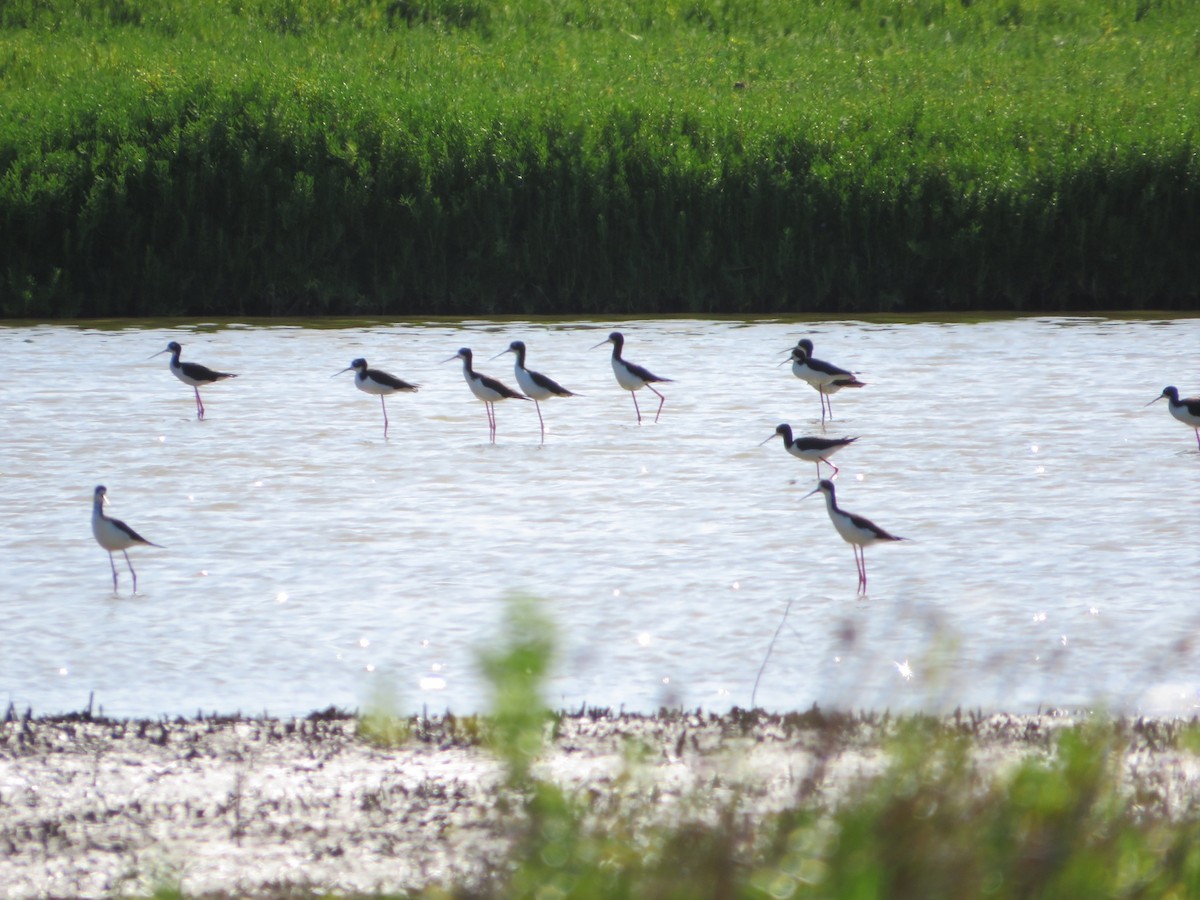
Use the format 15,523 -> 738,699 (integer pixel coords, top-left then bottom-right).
443,348 -> 528,444
591,331 -> 672,424
804,479 -> 904,594
335,358 -> 419,439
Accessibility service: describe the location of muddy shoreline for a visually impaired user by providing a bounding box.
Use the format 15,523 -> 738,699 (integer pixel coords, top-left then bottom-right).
3,708 -> 1198,898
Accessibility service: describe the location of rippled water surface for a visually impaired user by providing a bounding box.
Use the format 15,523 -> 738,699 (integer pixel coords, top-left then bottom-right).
2,317 -> 1198,718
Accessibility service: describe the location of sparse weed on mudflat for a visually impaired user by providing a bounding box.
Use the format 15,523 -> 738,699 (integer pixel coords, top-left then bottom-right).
2,1 -> 1198,312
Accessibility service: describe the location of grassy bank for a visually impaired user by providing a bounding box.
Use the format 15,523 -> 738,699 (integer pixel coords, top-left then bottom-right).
2,0 -> 1199,317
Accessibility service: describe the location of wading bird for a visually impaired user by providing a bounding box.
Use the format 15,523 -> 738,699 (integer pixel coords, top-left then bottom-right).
91,485 -> 161,595
490,340 -> 576,445
336,358 -> 419,439
804,479 -> 904,594
591,331 -> 672,424
444,348 -> 528,443
1146,386 -> 1200,450
154,341 -> 237,420
760,424 -> 858,478
784,339 -> 864,426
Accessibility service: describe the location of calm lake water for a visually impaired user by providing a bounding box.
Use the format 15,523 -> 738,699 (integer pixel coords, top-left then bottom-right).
1,317 -> 1198,719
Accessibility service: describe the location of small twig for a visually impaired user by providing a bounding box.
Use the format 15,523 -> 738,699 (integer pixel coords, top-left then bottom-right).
752,599 -> 794,708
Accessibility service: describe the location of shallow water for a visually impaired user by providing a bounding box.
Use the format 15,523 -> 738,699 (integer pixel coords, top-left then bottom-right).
1,317 -> 1198,718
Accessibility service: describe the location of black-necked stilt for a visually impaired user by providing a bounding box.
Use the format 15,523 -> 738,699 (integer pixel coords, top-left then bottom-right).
591,331 -> 673,424
91,485 -> 161,594
784,339 -> 864,426
804,479 -> 904,594
336,358 -> 419,439
1146,386 -> 1200,450
489,340 -> 576,444
154,341 -> 237,420
443,347 -> 529,443
760,424 -> 858,478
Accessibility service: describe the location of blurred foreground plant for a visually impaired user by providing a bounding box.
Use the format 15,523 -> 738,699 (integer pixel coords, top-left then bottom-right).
423,601 -> 1200,899
753,719 -> 1200,899
478,593 -> 556,785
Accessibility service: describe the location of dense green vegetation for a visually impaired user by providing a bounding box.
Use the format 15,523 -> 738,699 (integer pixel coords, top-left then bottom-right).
2,0 -> 1199,317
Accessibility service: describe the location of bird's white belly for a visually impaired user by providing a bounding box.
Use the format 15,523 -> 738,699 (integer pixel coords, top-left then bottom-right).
612,359 -> 645,391
355,377 -> 393,396
467,376 -> 503,403
93,516 -> 135,552
170,364 -> 203,388
515,368 -> 552,401
1170,404 -> 1200,428
830,512 -> 873,547
787,445 -> 826,462
791,362 -> 827,388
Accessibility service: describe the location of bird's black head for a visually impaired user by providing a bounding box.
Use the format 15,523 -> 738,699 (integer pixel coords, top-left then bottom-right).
1147,386 -> 1179,407
608,331 -> 624,345
167,341 -> 182,352
760,423 -> 791,446
350,358 -> 368,370
802,479 -> 835,501
490,342 -> 522,363
798,338 -> 814,354
457,348 -> 472,361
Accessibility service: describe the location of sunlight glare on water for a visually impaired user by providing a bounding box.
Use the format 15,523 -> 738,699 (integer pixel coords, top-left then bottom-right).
0,317 -> 1198,718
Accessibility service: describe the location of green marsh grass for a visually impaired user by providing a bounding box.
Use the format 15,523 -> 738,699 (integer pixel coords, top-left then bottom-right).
3,0 -> 1198,315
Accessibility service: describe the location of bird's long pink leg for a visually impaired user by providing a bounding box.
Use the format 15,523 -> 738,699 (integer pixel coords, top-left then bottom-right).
486,402 -> 497,443
108,553 -> 119,592
194,388 -> 205,420
380,396 -> 390,439
124,550 -> 138,595
859,546 -> 868,593
1194,428 -> 1199,450
649,385 -> 666,423
535,400 -> 545,444
853,546 -> 866,593
630,391 -> 642,424
820,456 -> 840,479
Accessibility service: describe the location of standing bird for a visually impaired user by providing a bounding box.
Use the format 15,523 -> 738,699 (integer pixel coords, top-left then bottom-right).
785,339 -> 865,426
91,485 -> 161,595
804,479 -> 904,594
760,424 -> 858,478
443,348 -> 528,443
591,331 -> 673,424
1146,386 -> 1200,450
154,341 -> 237,420
336,358 -> 419,439
490,340 -> 576,445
